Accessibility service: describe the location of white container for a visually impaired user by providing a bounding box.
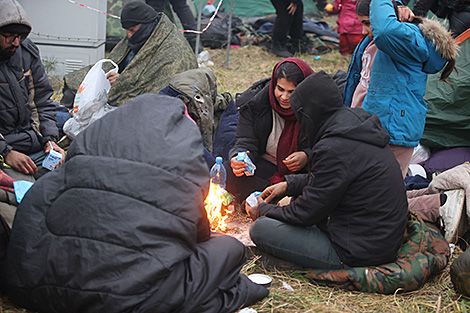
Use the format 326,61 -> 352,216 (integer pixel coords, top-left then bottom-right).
42,150 -> 63,171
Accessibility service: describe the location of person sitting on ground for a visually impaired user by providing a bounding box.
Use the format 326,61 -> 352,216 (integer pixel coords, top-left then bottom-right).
1,93 -> 269,313
343,0 -> 458,178
61,1 -> 197,108
246,71 -> 408,269
226,57 -> 314,203
0,0 -> 64,179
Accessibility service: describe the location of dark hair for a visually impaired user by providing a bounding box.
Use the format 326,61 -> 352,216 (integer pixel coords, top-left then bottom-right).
273,62 -> 305,86
354,0 -> 456,81
356,0 -> 399,16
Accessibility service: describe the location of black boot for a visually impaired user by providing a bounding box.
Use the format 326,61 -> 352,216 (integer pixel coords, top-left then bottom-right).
269,41 -> 293,58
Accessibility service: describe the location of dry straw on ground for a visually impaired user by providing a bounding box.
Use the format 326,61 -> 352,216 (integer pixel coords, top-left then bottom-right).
3,20 -> 469,313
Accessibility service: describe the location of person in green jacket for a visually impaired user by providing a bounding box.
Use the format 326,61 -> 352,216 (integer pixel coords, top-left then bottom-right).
62,1 -> 197,108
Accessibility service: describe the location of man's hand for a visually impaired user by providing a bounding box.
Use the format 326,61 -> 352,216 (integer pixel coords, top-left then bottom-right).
261,181 -> 288,203
287,2 -> 297,15
230,151 -> 249,177
283,151 -> 308,172
44,141 -> 65,168
398,6 -> 415,22
245,195 -> 266,221
107,72 -> 120,86
5,150 -> 37,175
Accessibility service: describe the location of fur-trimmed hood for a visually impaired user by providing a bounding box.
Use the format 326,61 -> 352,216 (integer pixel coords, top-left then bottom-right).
420,17 -> 459,73
420,17 -> 459,60
0,0 -> 32,33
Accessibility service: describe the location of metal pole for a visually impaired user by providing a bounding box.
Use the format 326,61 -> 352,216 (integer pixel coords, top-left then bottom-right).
225,0 -> 234,69
195,0 -> 204,58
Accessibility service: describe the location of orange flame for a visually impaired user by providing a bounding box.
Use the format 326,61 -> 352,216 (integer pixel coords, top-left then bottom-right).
204,181 -> 232,232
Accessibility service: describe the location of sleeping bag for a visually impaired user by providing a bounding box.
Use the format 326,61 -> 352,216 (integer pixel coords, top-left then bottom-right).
1,94 -> 268,313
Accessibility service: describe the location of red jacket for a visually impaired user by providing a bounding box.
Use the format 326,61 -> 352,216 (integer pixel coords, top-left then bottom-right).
329,0 -> 363,34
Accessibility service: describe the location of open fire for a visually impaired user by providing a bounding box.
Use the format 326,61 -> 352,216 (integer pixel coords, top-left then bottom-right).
204,181 -> 232,232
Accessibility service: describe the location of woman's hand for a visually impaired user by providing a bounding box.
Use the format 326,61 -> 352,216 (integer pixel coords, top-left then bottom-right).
261,181 -> 288,203
230,151 -> 249,177
283,151 -> 308,172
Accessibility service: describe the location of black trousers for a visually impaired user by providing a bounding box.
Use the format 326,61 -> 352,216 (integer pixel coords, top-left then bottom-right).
225,158 -> 277,203
146,0 -> 197,31
270,0 -> 304,45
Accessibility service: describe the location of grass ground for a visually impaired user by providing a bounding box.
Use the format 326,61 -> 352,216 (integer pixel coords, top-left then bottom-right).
2,15 -> 469,313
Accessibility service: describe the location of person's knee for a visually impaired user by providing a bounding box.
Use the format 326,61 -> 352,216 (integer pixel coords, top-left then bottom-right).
250,216 -> 279,243
206,233 -> 246,259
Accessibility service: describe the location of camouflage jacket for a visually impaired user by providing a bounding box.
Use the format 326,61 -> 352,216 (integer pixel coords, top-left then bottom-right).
64,13 -> 198,107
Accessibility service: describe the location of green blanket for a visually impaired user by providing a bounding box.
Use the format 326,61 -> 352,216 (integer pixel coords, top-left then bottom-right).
64,13 -> 198,107
306,214 -> 450,294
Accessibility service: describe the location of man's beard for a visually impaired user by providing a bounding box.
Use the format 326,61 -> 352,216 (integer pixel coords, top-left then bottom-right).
0,47 -> 16,60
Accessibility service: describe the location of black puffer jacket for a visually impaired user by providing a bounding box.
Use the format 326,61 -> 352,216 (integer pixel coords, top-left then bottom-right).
2,94 -> 268,312
0,39 -> 58,155
257,72 -> 408,267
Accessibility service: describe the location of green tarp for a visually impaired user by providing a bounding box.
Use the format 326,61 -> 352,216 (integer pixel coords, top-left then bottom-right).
193,0 -> 318,18
421,33 -> 470,148
107,0 -> 318,37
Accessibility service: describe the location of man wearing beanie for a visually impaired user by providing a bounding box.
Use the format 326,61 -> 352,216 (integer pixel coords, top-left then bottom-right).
62,1 -> 198,108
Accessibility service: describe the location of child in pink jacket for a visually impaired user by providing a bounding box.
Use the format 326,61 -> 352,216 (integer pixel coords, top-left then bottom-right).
326,0 -> 363,55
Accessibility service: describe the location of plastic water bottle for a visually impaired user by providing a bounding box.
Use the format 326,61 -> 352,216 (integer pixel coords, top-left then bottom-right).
210,156 -> 226,190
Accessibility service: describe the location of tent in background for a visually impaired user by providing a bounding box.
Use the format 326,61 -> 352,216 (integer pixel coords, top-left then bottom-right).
192,0 -> 318,18
107,0 -> 318,38
420,29 -> 470,148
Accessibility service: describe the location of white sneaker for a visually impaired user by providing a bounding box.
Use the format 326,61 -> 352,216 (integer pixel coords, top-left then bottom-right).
439,189 -> 467,243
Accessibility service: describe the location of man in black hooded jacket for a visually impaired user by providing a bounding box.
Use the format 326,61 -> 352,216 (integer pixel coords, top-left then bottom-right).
247,71 -> 408,269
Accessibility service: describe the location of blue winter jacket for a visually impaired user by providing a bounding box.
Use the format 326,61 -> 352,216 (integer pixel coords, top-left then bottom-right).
343,0 -> 452,147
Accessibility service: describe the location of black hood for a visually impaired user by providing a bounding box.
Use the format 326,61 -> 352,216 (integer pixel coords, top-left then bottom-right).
290,71 -> 390,148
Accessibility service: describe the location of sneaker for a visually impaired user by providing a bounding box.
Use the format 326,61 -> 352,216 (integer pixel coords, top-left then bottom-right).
439,189 -> 467,243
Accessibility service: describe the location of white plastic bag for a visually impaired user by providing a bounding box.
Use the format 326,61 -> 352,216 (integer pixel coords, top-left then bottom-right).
63,59 -> 118,139
410,143 -> 431,164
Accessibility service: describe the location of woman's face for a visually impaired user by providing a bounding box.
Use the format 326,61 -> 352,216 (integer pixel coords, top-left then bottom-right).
274,78 -> 297,109
357,15 -> 373,39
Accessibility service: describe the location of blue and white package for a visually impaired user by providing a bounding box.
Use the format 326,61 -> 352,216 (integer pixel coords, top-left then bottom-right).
246,191 -> 262,207
42,149 -> 63,171
236,152 -> 256,176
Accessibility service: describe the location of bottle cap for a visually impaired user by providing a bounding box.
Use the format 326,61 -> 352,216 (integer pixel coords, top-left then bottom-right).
216,156 -> 223,163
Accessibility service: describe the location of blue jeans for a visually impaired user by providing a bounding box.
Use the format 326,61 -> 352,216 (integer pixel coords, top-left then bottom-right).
250,216 -> 347,269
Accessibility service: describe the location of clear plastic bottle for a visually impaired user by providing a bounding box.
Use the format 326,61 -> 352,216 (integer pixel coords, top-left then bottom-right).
210,156 -> 226,190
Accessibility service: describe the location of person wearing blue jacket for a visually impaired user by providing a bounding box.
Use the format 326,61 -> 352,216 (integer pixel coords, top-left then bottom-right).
343,0 -> 457,177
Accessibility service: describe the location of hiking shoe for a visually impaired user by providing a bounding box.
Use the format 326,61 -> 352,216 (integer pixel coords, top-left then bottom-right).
439,189 -> 467,243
